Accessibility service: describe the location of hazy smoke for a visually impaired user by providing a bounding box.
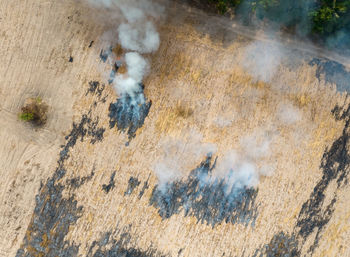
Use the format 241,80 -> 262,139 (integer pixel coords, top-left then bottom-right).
87,0 -> 163,100
243,40 -> 285,83
85,0 -> 305,200
278,102 -> 302,125
214,130 -> 276,193
87,0 -> 113,6
155,128 -> 276,195
118,22 -> 160,53
154,131 -> 217,192
214,151 -> 259,192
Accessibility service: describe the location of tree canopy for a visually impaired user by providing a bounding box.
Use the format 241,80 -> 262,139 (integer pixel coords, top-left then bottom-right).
204,0 -> 350,48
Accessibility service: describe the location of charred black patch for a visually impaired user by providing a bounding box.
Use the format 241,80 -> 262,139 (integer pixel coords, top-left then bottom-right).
15,111 -> 103,256
15,114 -> 94,256
100,47 -> 112,63
17,82 -> 107,256
108,61 -> 122,85
60,115 -> 105,162
124,177 -> 141,196
86,81 -> 105,99
108,85 -> 152,141
88,231 -> 166,257
87,117 -> 105,144
294,102 -> 350,253
254,102 -> 350,256
253,232 -> 299,257
309,58 -> 350,92
16,169 -> 82,257
60,102 -> 105,160
102,171 -> 116,194
98,45 -> 122,85
138,175 -> 150,199
150,155 -> 258,227
66,170 -> 95,189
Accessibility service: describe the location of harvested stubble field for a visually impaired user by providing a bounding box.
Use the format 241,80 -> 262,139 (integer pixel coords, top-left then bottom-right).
1,0 -> 350,256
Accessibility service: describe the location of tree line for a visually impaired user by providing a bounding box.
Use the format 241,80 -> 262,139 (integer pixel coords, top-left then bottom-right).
206,0 -> 350,48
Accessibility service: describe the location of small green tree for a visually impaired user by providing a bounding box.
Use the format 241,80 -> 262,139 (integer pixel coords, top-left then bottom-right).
19,97 -> 48,125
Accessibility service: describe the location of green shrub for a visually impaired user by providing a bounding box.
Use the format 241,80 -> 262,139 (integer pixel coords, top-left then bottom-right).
19,97 -> 48,125
19,112 -> 34,121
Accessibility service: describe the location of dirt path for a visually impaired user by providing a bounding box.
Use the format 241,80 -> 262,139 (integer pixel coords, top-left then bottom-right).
170,1 -> 350,68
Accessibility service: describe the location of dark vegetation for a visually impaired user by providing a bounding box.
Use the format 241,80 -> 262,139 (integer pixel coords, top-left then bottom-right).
199,0 -> 350,48
19,97 -> 48,126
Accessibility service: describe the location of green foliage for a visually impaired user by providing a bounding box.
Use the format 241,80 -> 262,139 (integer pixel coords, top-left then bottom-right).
311,0 -> 350,35
19,112 -> 34,122
18,97 -> 48,125
207,0 -> 241,14
204,0 -> 350,47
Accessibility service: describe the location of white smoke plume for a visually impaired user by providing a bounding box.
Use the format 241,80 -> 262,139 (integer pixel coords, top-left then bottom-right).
154,130 -> 217,192
84,1 -> 295,197
114,52 -> 149,99
155,128 -> 277,194
87,0 -> 164,98
118,22 -> 160,53
212,130 -> 276,194
243,40 -> 285,83
214,151 -> 259,192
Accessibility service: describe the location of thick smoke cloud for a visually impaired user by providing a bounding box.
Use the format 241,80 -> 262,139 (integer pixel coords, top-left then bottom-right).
87,0 -> 163,101
114,52 -> 149,100
118,22 -> 160,53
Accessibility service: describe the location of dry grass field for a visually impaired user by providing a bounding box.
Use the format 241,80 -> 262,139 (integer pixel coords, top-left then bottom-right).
1,0 -> 350,256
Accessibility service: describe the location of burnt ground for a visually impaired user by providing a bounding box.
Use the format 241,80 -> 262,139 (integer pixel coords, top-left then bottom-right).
309,58 -> 350,93
108,89 -> 152,142
100,46 -> 152,143
138,175 -> 151,199
254,100 -> 350,256
86,81 -> 105,99
102,171 -> 116,194
252,232 -> 299,257
150,155 -> 258,227
124,177 -> 141,196
16,81 -> 107,257
13,44 -> 350,257
99,47 -> 112,63
87,230 -> 166,257
295,102 -> 350,252
15,75 -> 159,256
